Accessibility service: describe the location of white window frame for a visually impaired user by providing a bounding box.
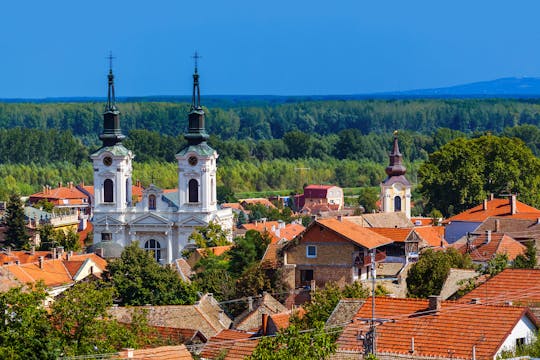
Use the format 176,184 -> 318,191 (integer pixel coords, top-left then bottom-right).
306,245 -> 317,258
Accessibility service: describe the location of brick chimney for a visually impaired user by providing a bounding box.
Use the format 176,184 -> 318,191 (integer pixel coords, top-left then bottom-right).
489,193 -> 494,201
482,199 -> 488,211
52,248 -> 57,259
428,295 -> 441,314
495,219 -> 500,232
67,251 -> 73,261
485,230 -> 491,244
38,256 -> 44,269
510,194 -> 517,215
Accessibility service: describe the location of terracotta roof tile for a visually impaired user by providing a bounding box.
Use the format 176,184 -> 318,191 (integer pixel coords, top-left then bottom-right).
240,198 -> 276,209
241,221 -> 280,232
459,269 -> 540,306
446,198 -> 540,223
414,226 -> 448,247
116,344 -> 193,359
195,246 -> 232,258
337,296 -> 539,359
452,233 -> 526,261
221,203 -> 245,211
29,186 -> 88,201
316,218 -> 393,249
200,329 -> 257,359
365,227 -> 412,242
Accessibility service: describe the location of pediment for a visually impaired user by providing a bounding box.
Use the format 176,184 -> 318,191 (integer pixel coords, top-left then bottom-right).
144,184 -> 163,195
94,215 -> 125,226
178,216 -> 208,227
129,213 -> 172,226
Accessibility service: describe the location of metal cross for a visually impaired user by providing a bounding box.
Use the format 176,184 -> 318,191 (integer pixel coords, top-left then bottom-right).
107,51 -> 116,70
192,51 -> 202,70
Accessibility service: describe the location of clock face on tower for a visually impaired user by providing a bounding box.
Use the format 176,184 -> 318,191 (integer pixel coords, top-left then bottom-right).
188,156 -> 198,166
103,156 -> 113,166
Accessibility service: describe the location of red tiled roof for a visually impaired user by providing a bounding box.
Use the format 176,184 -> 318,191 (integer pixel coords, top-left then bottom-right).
446,198 -> 540,223
200,329 -> 258,360
29,186 -> 88,201
414,226 -> 448,248
221,203 -> 245,211
459,269 -> 540,306
260,242 -> 280,269
240,198 -> 276,209
268,308 -> 306,331
116,344 -> 193,359
365,228 -> 412,242
276,223 -> 305,241
77,221 -> 93,247
241,221 -> 280,232
195,245 -> 232,258
411,217 -> 435,226
452,233 -> 526,261
337,296 -> 539,359
316,218 -> 393,249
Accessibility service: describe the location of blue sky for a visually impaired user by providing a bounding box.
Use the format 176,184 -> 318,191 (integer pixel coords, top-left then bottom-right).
2,0 -> 540,97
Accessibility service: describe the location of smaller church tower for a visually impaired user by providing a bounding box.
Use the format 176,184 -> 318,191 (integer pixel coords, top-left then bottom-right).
176,53 -> 218,213
380,131 -> 411,218
91,56 -> 134,225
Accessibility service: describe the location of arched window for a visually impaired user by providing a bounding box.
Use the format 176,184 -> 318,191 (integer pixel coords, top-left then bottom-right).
144,239 -> 161,262
104,179 -> 114,203
211,178 -> 215,202
149,194 -> 156,210
394,196 -> 402,212
189,179 -> 198,203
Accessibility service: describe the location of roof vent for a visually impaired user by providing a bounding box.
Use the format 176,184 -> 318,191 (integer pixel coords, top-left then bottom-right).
470,298 -> 481,304
428,295 -> 441,314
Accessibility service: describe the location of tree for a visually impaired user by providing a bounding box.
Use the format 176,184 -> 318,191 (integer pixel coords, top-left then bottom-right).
192,252 -> 236,302
4,194 -> 29,249
357,187 -> 379,213
247,322 -> 336,360
216,185 -> 237,204
407,248 -> 474,298
513,241 -> 537,269
419,135 -> 540,216
482,253 -> 508,277
105,243 -> 199,306
228,231 -> 271,276
188,221 -> 230,248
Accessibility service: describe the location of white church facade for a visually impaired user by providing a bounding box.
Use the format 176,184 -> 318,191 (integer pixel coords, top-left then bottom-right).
89,62 -> 233,264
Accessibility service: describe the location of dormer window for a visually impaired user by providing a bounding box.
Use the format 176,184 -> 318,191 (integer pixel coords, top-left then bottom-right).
149,194 -> 156,210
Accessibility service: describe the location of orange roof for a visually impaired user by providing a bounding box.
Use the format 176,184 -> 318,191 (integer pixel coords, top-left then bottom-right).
276,223 -> 305,241
268,308 -> 305,331
0,250 -> 52,265
338,296 -> 539,359
411,217 -> 435,226
316,218 -> 392,249
240,198 -> 276,209
452,233 -> 526,261
77,221 -> 93,247
366,228 -> 412,242
459,269 -> 540,305
29,186 -> 88,201
195,245 -> 232,257
221,203 -> 246,211
414,226 -> 448,247
200,329 -> 258,360
117,344 -> 193,359
446,198 -> 540,223
241,221 -> 280,232
261,243 -> 280,269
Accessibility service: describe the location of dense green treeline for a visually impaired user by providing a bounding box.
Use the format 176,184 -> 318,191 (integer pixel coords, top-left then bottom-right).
3,99 -> 540,142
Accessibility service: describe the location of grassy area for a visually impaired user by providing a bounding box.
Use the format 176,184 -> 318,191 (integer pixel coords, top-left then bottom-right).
235,189 -> 295,199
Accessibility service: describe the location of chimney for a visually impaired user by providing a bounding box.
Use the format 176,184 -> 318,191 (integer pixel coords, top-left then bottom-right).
6,247 -> 10,255
67,251 -> 73,261
510,194 -> 517,215
489,193 -> 494,201
123,348 -> 134,359
52,247 -> 57,259
57,246 -> 64,257
485,230 -> 491,244
428,295 -> 441,314
248,296 -> 253,312
482,199 -> 488,211
38,256 -> 44,269
495,219 -> 500,232
337,215 -> 343,222
58,181 -> 62,188
15,260 -> 20,266
31,246 -> 35,255
262,313 -> 269,335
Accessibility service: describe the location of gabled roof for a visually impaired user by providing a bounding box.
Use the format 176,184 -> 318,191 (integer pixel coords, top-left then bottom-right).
459,269 -> 540,306
200,329 -> 258,359
346,213 -> 414,228
337,296 -> 539,359
239,198 -> 276,209
326,299 -> 365,328
365,227 -> 413,242
241,221 -> 280,232
414,225 -> 447,248
233,293 -> 287,331
315,218 -> 393,249
221,203 -> 245,211
267,308 -> 306,332
451,232 -> 526,261
29,185 -> 88,201
446,197 -> 540,223
276,223 -> 305,241
117,344 -> 193,359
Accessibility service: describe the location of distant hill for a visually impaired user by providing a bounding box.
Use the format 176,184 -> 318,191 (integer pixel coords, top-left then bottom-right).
390,77 -> 540,98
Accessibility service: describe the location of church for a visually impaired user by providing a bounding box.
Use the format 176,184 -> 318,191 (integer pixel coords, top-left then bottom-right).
89,61 -> 233,264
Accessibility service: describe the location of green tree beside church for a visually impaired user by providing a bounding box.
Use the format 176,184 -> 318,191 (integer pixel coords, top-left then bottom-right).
4,194 -> 29,249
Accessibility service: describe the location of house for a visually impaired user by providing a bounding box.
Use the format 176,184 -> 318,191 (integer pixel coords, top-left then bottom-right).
450,231 -> 526,265
116,344 -> 194,359
366,227 -> 421,264
336,296 -> 539,359
233,292 -> 287,331
444,194 -> 540,243
29,182 -> 92,217
240,220 -> 305,243
109,293 -> 232,340
346,212 -> 414,229
298,184 -> 344,211
199,329 -> 259,360
282,218 -> 392,290
186,245 -> 232,269
458,269 -> 540,316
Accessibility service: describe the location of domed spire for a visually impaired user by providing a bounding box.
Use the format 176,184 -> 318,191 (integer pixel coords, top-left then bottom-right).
184,51 -> 209,145
385,130 -> 407,177
99,52 -> 125,147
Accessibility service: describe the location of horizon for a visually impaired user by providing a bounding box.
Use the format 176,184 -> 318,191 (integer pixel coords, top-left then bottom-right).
3,0 -> 540,98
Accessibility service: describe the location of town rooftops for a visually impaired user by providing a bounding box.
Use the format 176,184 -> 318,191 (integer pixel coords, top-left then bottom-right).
200,329 -> 259,360
445,195 -> 540,223
316,218 -> 393,249
414,225 -> 447,248
337,296 -> 539,359
303,184 -> 337,198
116,344 -> 193,359
365,227 -> 413,242
451,232 -> 526,261
346,212 -> 414,228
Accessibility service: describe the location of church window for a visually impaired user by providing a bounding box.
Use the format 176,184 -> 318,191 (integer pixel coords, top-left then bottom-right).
144,239 -> 162,262
101,233 -> 112,241
149,194 -> 156,210
394,196 -> 402,211
104,179 -> 114,203
189,179 -> 199,203
211,178 -> 215,202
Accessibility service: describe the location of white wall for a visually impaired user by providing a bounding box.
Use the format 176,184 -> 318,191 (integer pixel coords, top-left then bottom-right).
496,315 -> 537,357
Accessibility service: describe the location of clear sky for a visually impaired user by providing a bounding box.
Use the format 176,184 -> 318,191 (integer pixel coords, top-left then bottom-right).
2,0 -> 540,98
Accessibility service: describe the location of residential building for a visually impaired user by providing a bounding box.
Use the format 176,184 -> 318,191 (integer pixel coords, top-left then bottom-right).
200,329 -> 259,360
380,132 -> 412,219
300,184 -> 344,211
450,231 -> 526,265
116,344 -> 194,359
336,296 -> 539,359
90,61 -> 233,264
282,218 -> 392,290
233,292 -> 287,332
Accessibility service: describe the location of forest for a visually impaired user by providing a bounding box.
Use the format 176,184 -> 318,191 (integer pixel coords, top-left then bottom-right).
2,99 -> 540,206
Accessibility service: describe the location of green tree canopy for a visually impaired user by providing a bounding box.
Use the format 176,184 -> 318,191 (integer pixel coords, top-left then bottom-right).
105,243 -> 198,306
188,221 -> 230,248
513,241 -> 537,269
4,194 -> 29,250
419,135 -> 540,216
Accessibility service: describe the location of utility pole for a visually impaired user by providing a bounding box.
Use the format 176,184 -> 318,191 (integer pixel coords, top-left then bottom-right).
370,249 -> 376,355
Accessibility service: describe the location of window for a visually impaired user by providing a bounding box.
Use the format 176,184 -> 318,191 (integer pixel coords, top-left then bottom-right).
394,196 -> 402,211
104,179 -> 114,203
149,194 -> 156,210
300,269 -> 314,283
516,337 -> 526,347
101,233 -> 112,241
144,239 -> 162,262
189,179 -> 199,203
306,245 -> 317,258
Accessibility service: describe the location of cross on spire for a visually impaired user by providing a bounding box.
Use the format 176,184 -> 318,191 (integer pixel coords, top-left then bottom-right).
192,51 -> 202,73
107,51 -> 116,72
